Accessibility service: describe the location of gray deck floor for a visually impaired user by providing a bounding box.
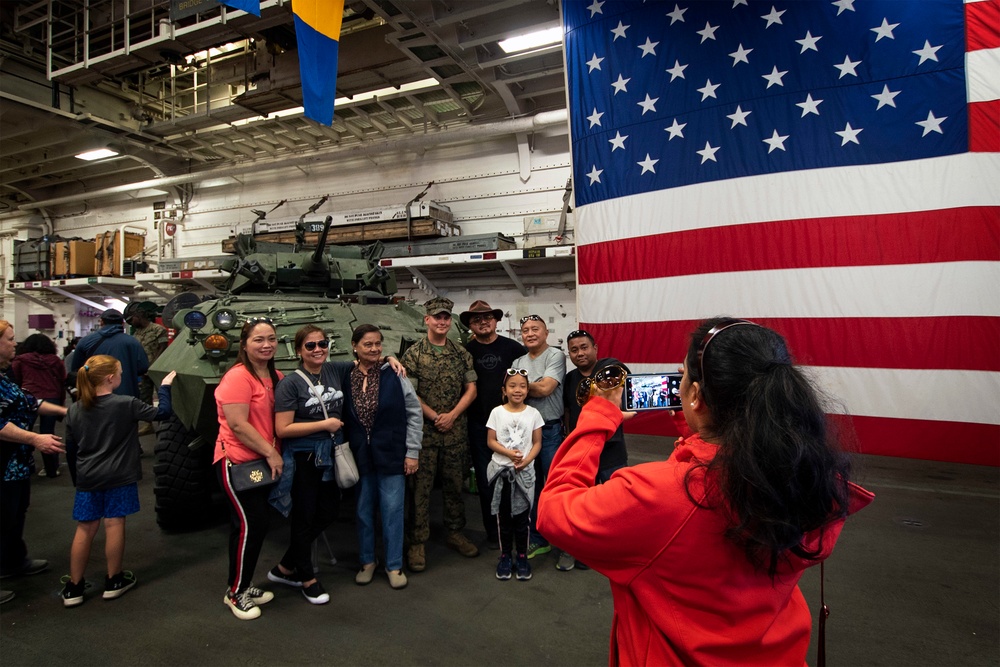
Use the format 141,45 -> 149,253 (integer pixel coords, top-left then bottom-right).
2,432 -> 997,666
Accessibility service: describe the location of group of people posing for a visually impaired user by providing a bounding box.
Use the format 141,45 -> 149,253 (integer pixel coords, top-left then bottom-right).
4,299 -> 873,665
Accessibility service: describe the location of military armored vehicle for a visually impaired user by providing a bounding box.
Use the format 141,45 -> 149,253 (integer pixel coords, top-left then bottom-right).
147,216 -> 437,530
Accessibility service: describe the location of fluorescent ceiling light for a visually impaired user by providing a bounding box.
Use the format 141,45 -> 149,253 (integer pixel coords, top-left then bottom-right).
498,26 -> 562,54
75,148 -> 119,161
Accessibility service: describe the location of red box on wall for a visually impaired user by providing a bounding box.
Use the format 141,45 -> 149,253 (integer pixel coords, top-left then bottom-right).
27,314 -> 56,329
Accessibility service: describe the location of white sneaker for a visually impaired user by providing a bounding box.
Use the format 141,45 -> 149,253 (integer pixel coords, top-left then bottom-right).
225,590 -> 261,620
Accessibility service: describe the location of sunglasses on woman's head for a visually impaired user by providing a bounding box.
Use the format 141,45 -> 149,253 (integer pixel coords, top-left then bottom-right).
303,340 -> 330,351
576,364 -> 628,406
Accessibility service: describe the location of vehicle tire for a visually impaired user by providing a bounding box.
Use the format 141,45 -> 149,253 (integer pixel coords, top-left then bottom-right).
152,415 -> 217,531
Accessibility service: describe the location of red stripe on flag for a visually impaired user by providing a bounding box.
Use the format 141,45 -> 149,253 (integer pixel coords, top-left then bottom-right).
578,207 -> 1000,285
584,316 -> 1000,372
969,100 -> 1000,152
966,0 -> 1000,51
624,414 -> 1000,466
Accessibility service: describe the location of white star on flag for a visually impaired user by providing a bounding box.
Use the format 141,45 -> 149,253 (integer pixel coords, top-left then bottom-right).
587,0 -> 604,18
696,141 -> 720,163
796,31 -> 822,53
796,93 -> 823,116
666,60 -> 688,81
871,18 -> 899,42
664,118 -> 686,140
697,22 -> 719,43
761,6 -> 785,29
697,79 -> 720,101
832,0 -> 856,16
729,44 -> 753,66
611,74 -> 630,95
871,85 -> 900,110
913,40 -> 942,65
834,55 -> 861,78
586,54 -> 604,72
835,122 -> 863,145
608,131 -> 628,151
727,105 -> 752,128
666,4 -> 686,25
637,154 -> 659,174
586,165 -> 603,185
762,66 -> 788,88
638,37 -> 659,57
762,130 -> 790,153
916,111 -> 947,136
638,94 -> 659,115
611,21 -> 629,41
587,108 -> 604,128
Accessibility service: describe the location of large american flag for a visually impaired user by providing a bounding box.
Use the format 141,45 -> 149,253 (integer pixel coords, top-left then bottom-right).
564,0 -> 1000,465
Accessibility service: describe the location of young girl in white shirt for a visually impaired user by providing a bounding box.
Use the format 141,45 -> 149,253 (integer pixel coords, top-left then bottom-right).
486,369 -> 543,581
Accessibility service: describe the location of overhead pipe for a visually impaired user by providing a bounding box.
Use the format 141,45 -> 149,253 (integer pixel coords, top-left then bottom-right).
16,109 -> 569,212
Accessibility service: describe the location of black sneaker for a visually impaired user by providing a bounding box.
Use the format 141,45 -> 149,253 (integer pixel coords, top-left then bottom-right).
1,558 -> 49,579
61,577 -> 86,607
102,571 -> 136,600
301,581 -> 330,605
267,565 -> 303,588
496,554 -> 513,580
226,589 -> 260,620
515,554 -> 532,581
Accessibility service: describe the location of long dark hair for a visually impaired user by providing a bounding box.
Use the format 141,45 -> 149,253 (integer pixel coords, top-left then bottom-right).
684,317 -> 852,577
232,320 -> 280,387
20,333 -> 57,355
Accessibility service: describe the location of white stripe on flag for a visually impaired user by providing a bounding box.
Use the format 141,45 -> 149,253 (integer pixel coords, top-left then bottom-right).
576,153 -> 1000,246
578,262 -> 1000,324
968,48 -> 1000,102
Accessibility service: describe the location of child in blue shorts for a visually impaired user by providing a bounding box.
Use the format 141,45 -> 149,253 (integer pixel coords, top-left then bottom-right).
60,354 -> 175,607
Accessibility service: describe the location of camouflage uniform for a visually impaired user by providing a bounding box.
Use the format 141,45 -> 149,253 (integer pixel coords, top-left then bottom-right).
401,334 -> 477,545
132,322 -> 168,405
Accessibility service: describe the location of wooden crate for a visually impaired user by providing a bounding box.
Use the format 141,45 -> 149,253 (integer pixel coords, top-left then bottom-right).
95,231 -> 145,276
221,218 -> 459,253
52,240 -> 96,276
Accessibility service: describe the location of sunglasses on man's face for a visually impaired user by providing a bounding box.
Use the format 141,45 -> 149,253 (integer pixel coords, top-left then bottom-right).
576,365 -> 628,407
469,314 -> 495,324
303,339 -> 330,351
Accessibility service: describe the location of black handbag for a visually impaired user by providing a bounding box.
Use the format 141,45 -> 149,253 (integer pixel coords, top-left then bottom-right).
227,458 -> 278,492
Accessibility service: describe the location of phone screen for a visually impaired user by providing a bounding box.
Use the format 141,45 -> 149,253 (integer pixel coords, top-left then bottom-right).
624,373 -> 683,411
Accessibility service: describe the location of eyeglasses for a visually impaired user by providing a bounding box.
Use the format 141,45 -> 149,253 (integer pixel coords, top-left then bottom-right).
245,316 -> 274,325
303,340 -> 330,351
697,319 -> 757,383
576,364 -> 627,406
567,329 -> 592,342
469,314 -> 495,324
520,314 -> 543,325
505,368 -> 529,377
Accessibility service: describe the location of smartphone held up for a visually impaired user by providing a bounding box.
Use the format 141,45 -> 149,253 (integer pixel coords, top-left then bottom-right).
624,373 -> 683,411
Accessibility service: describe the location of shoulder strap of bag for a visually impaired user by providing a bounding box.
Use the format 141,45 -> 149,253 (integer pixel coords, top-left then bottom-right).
294,368 -> 330,420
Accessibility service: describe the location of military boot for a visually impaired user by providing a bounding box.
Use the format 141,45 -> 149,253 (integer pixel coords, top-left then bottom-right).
446,532 -> 480,558
407,544 -> 426,572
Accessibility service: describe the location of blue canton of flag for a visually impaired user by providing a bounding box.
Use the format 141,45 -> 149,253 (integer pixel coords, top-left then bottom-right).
564,0 -> 969,207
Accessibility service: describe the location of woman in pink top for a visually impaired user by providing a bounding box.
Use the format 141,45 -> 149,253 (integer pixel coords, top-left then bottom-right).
215,318 -> 284,621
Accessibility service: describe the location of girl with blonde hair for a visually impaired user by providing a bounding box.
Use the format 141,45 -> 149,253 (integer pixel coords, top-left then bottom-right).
60,354 -> 175,607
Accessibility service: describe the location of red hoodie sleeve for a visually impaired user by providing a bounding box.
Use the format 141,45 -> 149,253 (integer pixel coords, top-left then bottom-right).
538,397 -> 700,585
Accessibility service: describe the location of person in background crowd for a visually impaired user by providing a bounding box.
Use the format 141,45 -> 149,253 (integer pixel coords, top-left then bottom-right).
215,319 -> 283,621
0,320 -> 67,605
538,318 -> 874,665
63,338 -> 78,399
486,368 -> 542,582
511,314 -> 565,559
345,324 -> 422,591
401,297 -> 479,572
11,333 -> 66,478
70,309 -> 148,401
558,329 -> 631,572
461,300 -> 526,550
60,356 -> 175,607
125,302 -> 168,436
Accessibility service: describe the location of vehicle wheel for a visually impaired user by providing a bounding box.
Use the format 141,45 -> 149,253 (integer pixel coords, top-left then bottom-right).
152,415 -> 217,531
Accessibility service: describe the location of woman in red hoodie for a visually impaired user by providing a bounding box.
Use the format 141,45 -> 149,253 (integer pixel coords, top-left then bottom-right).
11,334 -> 66,478
538,318 -> 873,666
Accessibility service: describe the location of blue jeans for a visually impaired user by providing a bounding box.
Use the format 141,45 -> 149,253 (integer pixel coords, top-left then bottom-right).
356,472 -> 406,572
530,421 -> 563,546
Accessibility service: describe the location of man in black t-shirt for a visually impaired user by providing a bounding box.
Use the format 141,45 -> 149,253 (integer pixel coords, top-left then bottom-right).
461,300 -> 526,549
559,329 -> 630,571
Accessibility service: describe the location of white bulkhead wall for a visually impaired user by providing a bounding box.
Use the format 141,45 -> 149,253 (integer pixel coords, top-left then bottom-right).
4,125 -> 580,351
